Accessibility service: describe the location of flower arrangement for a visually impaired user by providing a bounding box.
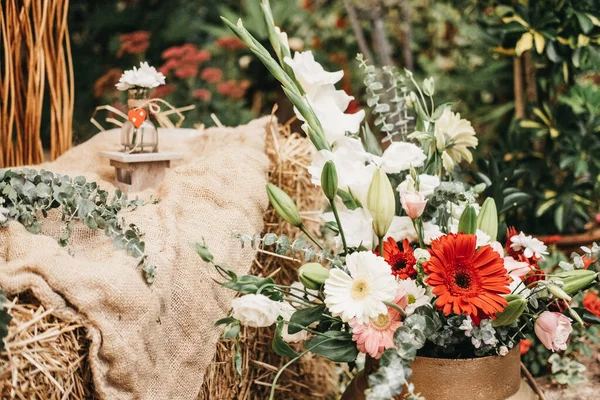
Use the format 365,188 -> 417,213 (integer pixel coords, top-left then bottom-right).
196,2 -> 600,399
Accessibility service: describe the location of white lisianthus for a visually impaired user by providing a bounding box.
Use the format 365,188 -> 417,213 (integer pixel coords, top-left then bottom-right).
434,108 -> 478,172
378,142 -> 426,174
422,221 -> 443,244
324,251 -> 397,324
510,232 -> 548,259
308,137 -> 375,204
323,207 -> 374,250
413,248 -> 431,261
231,294 -> 281,327
397,279 -> 430,315
397,174 -> 440,198
284,51 -> 343,95
278,302 -> 309,343
116,61 -> 166,91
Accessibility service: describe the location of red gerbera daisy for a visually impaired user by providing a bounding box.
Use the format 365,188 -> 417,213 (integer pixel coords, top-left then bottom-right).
423,233 -> 511,320
583,292 -> 600,318
379,237 -> 417,279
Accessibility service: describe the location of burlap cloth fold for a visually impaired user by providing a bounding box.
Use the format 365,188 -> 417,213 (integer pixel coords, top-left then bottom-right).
0,117 -> 272,399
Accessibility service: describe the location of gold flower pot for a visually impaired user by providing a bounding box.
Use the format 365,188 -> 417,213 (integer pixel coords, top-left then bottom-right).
341,346 -> 537,400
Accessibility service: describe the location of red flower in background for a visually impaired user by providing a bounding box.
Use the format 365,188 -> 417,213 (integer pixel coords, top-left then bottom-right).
378,237 -> 417,280
217,80 -> 250,100
201,67 -> 223,83
160,44 -> 211,77
216,36 -> 245,51
520,339 -> 532,355
118,31 -> 150,58
93,68 -> 123,99
583,292 -> 600,318
193,89 -> 212,101
423,233 -> 510,321
151,84 -> 176,98
523,266 -> 545,286
174,65 -> 199,79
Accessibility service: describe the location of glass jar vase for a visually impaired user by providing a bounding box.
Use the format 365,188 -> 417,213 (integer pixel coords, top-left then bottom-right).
120,88 -> 159,153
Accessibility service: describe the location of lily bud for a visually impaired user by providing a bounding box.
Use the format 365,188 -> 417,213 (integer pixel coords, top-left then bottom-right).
298,263 -> 329,290
552,269 -> 598,295
493,294 -> 527,327
477,198 -> 498,241
266,183 -> 302,227
458,205 -> 477,235
423,77 -> 435,96
547,283 -> 572,302
367,168 -> 396,238
321,161 -> 338,201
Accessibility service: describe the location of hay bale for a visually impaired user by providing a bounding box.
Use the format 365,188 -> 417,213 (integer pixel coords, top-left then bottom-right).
0,293 -> 96,399
199,117 -> 338,400
0,119 -> 337,399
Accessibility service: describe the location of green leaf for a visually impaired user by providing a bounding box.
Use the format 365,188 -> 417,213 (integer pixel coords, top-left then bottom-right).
499,192 -> 532,213
575,11 -> 594,34
215,317 -> 236,326
222,323 -> 240,339
305,331 -> 358,362
272,320 -> 300,358
288,305 -> 325,334
554,204 -> 565,232
361,123 -> 383,157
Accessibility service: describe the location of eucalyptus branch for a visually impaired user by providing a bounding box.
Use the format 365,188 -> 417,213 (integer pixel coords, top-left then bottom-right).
0,168 -> 156,284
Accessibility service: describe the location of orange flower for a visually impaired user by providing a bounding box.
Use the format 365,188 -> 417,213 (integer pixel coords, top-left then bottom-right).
520,339 -> 532,355
379,237 -> 417,280
93,68 -> 122,99
117,31 -> 150,58
200,67 -> 223,83
423,233 -> 510,320
193,89 -> 212,101
583,292 -> 600,318
151,84 -> 176,98
215,36 -> 245,51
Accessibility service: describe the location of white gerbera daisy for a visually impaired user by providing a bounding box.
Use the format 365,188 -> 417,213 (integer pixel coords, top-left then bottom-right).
510,232 -> 548,259
397,279 -> 430,315
434,108 -> 478,171
324,251 -> 396,324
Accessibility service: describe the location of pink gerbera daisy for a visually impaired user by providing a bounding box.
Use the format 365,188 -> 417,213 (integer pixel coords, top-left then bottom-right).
349,290 -> 405,359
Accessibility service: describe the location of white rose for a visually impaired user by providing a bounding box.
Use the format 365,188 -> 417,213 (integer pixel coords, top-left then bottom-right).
284,51 -> 343,95
397,174 -> 440,198
385,216 -> 417,243
231,294 -> 281,327
379,142 -> 426,174
279,303 -> 309,343
323,207 -> 374,250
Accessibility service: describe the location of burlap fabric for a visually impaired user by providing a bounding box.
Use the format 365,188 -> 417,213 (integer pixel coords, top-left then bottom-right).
0,117 -> 272,399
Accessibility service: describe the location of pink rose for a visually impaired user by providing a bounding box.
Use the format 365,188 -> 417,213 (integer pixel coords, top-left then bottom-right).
400,190 -> 427,219
534,311 -> 572,351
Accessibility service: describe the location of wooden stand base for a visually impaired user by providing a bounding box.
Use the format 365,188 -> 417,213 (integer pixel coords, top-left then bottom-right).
100,151 -> 183,192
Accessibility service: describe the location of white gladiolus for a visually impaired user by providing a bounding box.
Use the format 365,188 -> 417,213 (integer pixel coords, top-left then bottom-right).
308,137 -> 375,204
116,62 -> 166,91
231,294 -> 281,327
284,51 -> 343,95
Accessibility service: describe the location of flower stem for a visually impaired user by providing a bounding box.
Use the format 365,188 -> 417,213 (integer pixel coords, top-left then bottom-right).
300,224 -> 324,250
330,201 -> 348,255
379,236 -> 384,256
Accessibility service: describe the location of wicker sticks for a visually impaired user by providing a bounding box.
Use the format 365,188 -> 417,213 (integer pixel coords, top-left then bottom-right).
0,0 -> 73,167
